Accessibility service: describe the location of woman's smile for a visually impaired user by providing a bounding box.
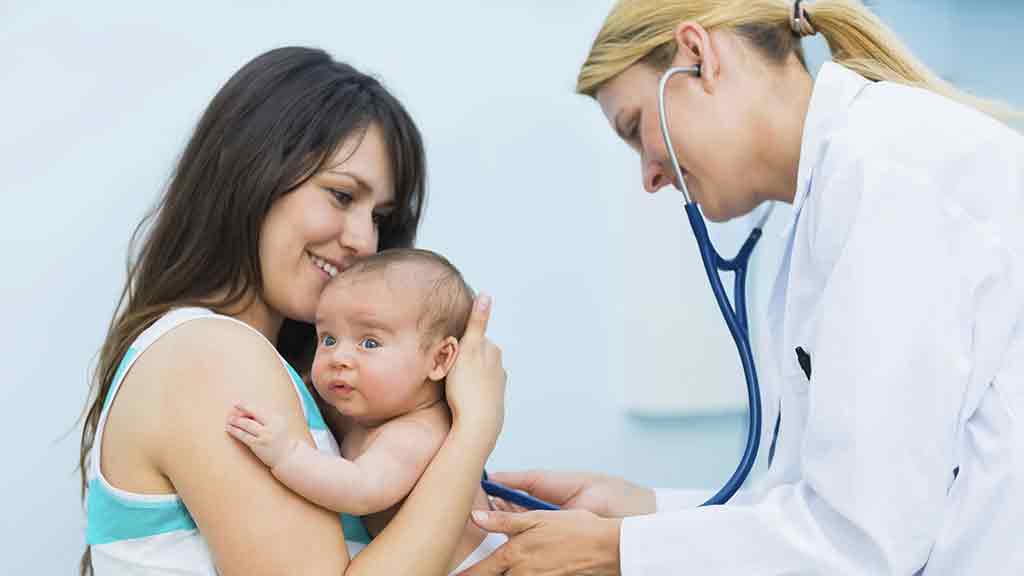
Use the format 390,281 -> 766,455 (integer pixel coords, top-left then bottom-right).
308,251 -> 341,279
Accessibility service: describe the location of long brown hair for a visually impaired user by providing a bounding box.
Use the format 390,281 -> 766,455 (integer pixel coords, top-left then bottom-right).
78,46 -> 426,574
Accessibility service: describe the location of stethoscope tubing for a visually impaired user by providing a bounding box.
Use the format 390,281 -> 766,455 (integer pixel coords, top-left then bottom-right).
659,65 -> 764,506
481,471 -> 560,511
479,64 -> 769,512
685,205 -> 763,506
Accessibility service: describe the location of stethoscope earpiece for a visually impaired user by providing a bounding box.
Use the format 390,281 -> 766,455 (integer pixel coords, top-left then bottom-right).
657,64 -> 703,204
656,59 -> 772,508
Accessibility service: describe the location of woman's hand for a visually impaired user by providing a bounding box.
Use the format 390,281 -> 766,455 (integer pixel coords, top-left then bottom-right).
487,470 -> 656,518
458,509 -> 622,576
445,294 -> 506,447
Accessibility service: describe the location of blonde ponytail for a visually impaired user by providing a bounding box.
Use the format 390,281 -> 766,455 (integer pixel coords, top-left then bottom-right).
807,1 -> 1021,121
577,0 -> 1022,123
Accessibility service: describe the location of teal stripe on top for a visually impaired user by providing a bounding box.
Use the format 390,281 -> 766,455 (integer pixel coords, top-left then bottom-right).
284,362 -> 327,431
87,341 -> 372,547
101,347 -> 137,413
86,479 -> 196,545
342,513 -> 373,544
89,346 -> 194,545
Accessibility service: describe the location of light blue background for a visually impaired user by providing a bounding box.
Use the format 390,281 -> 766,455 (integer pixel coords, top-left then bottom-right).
1,1 -> 1020,573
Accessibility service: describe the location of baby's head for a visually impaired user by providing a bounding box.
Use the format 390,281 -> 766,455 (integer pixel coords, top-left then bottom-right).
311,248 -> 474,425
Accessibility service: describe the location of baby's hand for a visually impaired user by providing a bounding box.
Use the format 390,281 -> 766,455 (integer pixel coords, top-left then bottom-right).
226,402 -> 296,469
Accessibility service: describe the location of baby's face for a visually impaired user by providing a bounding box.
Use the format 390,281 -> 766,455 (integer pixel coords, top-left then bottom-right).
311,275 -> 440,425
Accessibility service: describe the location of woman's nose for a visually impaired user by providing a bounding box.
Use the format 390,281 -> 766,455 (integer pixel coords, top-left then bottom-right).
643,158 -> 671,194
339,210 -> 378,257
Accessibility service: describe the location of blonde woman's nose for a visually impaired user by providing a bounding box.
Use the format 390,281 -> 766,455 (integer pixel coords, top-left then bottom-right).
643,158 -> 672,193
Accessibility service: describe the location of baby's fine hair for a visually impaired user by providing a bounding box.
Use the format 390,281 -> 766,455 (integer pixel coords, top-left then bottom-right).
334,248 -> 475,344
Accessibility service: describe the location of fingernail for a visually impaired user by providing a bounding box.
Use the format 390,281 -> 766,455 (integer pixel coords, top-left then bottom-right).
472,510 -> 488,524
478,295 -> 491,310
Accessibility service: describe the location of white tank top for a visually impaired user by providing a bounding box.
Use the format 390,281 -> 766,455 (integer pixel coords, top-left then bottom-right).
86,307 -> 369,574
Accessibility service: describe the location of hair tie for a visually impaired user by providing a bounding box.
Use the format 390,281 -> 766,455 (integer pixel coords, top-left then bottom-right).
791,0 -> 818,38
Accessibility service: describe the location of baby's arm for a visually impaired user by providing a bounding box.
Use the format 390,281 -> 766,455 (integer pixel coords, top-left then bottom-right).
226,402 -> 443,515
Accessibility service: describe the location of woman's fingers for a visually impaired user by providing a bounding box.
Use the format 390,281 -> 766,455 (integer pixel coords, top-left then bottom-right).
491,497 -> 528,513
458,511 -> 539,575
488,470 -> 546,495
470,510 -> 538,535
459,510 -> 621,576
487,469 -> 583,508
460,294 -> 492,347
446,293 -> 505,441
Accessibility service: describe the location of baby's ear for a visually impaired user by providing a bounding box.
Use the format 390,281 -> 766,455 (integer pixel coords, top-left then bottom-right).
427,336 -> 460,381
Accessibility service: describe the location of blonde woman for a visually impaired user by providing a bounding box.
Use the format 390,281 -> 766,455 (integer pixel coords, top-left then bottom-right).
463,1 -> 1023,574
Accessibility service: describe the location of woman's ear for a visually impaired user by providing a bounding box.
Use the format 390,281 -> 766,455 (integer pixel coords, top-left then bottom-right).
672,21 -> 719,94
427,336 -> 459,382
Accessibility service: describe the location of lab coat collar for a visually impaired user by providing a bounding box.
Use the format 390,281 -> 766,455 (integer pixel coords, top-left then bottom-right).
782,62 -> 872,238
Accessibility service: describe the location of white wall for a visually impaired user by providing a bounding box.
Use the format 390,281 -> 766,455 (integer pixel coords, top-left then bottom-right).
1,2 -> 1021,573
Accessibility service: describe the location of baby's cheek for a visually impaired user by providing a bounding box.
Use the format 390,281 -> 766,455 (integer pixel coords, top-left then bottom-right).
310,354 -> 327,383
370,370 -> 405,402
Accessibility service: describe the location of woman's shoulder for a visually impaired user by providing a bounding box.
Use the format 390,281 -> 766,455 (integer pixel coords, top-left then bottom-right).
837,79 -> 1019,173
127,314 -> 348,574
156,312 -> 277,354
129,313 -> 300,412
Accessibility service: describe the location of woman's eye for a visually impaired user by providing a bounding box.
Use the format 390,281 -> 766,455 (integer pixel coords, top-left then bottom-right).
321,334 -> 337,347
627,118 -> 639,142
360,337 -> 381,350
327,188 -> 353,206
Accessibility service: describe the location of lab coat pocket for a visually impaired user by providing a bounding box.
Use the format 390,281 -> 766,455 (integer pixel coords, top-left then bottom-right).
768,365 -> 811,479
784,346 -> 812,395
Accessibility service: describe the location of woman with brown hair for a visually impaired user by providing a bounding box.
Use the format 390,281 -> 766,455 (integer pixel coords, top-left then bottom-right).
80,46 -> 506,575
464,1 -> 1023,574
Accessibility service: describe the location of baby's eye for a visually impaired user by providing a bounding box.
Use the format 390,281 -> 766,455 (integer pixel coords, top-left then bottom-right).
321,334 -> 337,347
360,337 -> 381,350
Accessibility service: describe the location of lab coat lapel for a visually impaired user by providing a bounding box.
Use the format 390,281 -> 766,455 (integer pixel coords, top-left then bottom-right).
762,63 -> 872,480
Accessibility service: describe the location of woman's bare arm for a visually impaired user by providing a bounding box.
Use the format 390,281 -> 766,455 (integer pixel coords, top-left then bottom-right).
149,319 -> 350,575
146,295 -> 503,576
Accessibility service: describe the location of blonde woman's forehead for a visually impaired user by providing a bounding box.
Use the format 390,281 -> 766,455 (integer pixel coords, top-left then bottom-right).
596,65 -> 656,129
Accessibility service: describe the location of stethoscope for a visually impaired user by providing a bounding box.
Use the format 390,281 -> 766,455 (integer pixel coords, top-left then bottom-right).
481,64 -> 769,510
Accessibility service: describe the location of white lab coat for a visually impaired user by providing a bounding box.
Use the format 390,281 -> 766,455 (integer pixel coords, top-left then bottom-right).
620,62 -> 1024,575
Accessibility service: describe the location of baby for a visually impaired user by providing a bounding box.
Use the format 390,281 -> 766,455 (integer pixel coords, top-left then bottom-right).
226,248 -> 502,574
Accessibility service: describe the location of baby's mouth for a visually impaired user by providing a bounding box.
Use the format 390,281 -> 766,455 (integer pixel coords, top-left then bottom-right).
330,382 -> 355,394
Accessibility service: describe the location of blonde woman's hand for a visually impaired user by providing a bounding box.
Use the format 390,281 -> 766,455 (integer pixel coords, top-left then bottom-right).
458,509 -> 622,576
485,470 -> 656,518
446,294 -> 506,447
